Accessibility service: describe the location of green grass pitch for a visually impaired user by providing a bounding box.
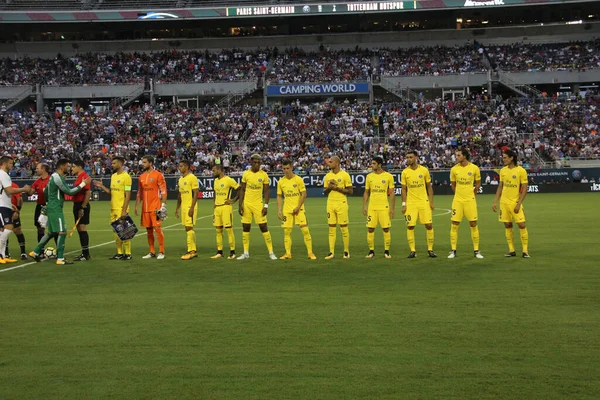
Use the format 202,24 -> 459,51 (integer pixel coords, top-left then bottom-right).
1,193 -> 599,399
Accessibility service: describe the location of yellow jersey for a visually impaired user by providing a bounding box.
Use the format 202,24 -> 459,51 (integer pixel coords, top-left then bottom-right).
242,169 -> 269,205
110,171 -> 132,211
324,170 -> 352,205
366,171 -> 394,210
500,166 -> 528,203
450,162 -> 481,202
401,165 -> 431,204
277,175 -> 306,213
178,173 -> 199,208
214,176 -> 240,206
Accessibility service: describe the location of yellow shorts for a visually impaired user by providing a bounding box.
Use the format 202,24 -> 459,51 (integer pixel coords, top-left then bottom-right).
281,210 -> 308,228
366,209 -> 391,229
241,201 -> 267,225
451,199 -> 478,222
404,203 -> 432,227
327,201 -> 349,225
180,206 -> 198,227
213,205 -> 234,228
499,202 -> 526,223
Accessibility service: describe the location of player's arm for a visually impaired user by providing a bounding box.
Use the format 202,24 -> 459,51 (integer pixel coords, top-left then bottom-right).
401,172 -> 407,214
79,189 -> 91,218
474,179 -> 481,196
175,190 -> 182,218
135,184 -> 142,215
515,176 -> 528,212
492,181 -> 503,212
450,169 -> 456,193
362,188 -> 370,216
2,183 -> 31,195
158,173 -> 167,208
277,193 -> 284,220
122,188 -> 131,218
389,184 -> 396,218
323,174 -> 334,195
93,180 -> 110,194
427,181 -> 435,210
295,190 -> 307,216
53,174 -> 88,195
238,182 -> 246,216
262,182 -> 270,216
190,186 -> 199,217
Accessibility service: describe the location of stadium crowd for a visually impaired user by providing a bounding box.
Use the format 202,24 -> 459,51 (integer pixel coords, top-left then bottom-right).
1,40 -> 599,86
1,95 -> 598,177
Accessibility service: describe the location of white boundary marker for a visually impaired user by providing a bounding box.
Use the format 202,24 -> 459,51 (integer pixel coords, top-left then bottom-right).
0,209 -> 451,273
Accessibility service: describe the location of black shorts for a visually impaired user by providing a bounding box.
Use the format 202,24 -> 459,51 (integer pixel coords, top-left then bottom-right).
0,207 -> 13,227
73,202 -> 91,225
34,204 -> 43,229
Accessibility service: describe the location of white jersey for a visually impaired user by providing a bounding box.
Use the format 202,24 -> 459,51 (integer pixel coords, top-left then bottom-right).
0,169 -> 13,209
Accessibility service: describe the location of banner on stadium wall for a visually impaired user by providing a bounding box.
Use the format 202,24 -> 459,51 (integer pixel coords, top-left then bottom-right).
266,83 -> 370,97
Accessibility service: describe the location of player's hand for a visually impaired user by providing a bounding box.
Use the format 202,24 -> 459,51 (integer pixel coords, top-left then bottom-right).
430,203 -> 435,211
134,207 -> 139,216
78,209 -> 84,219
514,204 -> 521,213
390,209 -> 395,219
121,210 -> 127,219
175,209 -> 180,218
292,207 -> 300,216
492,203 -> 497,213
328,179 -> 337,189
21,184 -> 31,193
262,207 -> 268,216
401,205 -> 407,215
93,180 -> 103,188
83,177 -> 92,186
188,208 -> 194,218
278,211 -> 283,221
239,206 -> 244,216
362,207 -> 367,216
225,199 -> 234,205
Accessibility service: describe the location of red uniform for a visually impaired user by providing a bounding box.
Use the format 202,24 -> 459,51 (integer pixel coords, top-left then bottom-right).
72,171 -> 91,203
31,175 -> 50,205
137,168 -> 167,228
11,183 -> 21,209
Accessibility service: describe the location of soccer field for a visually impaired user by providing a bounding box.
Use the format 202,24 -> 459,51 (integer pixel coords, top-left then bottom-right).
1,193 -> 599,399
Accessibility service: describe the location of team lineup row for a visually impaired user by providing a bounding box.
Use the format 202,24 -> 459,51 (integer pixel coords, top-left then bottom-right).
0,148 -> 531,265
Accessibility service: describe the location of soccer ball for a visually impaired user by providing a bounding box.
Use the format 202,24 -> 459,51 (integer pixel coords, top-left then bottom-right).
44,247 -> 57,259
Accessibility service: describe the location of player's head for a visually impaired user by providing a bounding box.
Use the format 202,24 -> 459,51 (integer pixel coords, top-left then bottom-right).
0,156 -> 13,171
141,156 -> 154,171
111,156 -> 125,172
36,162 -> 50,177
371,156 -> 384,173
406,151 -> 419,167
56,158 -> 71,174
502,149 -> 518,167
212,163 -> 224,178
328,156 -> 340,170
250,154 -> 261,172
456,148 -> 470,164
178,160 -> 191,175
71,159 -> 85,175
282,159 -> 294,178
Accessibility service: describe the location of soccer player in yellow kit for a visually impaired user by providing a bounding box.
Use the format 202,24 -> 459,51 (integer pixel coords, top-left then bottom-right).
363,156 -> 395,259
492,149 -> 530,258
448,148 -> 484,259
238,154 -> 277,260
277,159 -> 316,260
175,160 -> 199,260
93,156 -> 133,260
401,151 -> 437,258
324,156 -> 353,259
211,164 -> 239,259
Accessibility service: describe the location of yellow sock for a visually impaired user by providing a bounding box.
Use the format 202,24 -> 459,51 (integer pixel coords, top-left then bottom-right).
470,226 -> 480,252
242,231 -> 250,253
383,230 -> 391,251
505,228 -> 515,252
186,230 -> 196,252
301,226 -> 313,255
114,233 -> 123,254
328,227 -> 336,254
216,229 -> 224,251
123,240 -> 131,255
426,228 -> 434,251
340,226 -> 350,253
284,228 -> 292,256
450,224 -> 459,251
367,231 -> 375,251
407,229 -> 416,252
520,227 -> 529,254
262,231 -> 274,253
225,228 -> 235,251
